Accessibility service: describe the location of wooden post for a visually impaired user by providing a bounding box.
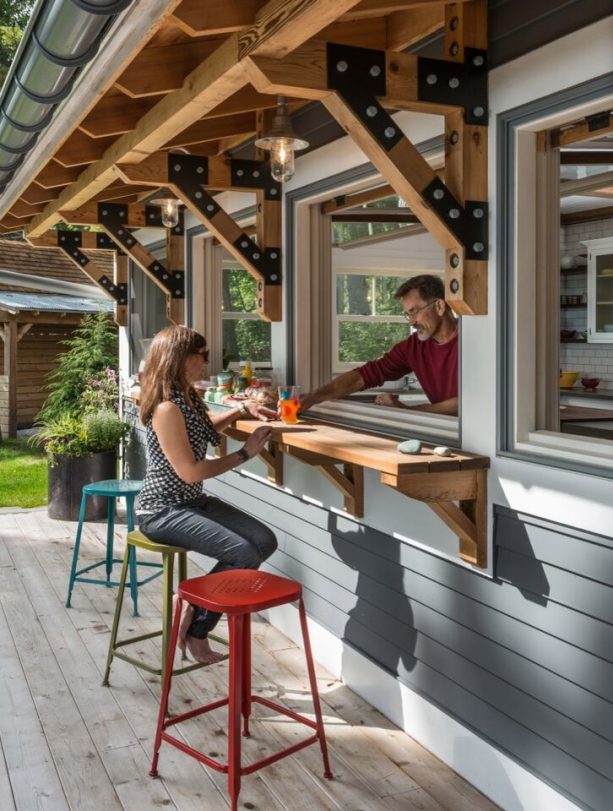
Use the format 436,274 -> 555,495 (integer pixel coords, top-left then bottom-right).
2,320 -> 18,437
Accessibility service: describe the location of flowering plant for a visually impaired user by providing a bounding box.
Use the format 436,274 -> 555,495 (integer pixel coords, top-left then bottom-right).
81,367 -> 120,414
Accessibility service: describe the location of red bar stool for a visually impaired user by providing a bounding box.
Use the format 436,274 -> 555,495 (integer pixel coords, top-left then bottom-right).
149,569 -> 333,809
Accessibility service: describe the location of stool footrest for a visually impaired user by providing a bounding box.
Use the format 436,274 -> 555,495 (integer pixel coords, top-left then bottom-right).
75,557 -> 163,588
160,694 -> 321,777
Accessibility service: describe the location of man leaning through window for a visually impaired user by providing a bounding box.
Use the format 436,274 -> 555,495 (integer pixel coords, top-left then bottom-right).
301,274 -> 459,416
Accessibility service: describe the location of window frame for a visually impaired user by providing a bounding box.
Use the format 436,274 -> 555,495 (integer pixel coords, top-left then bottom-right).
285,135 -> 461,445
331,265 -> 409,374
220,258 -> 273,370
498,72 -> 613,476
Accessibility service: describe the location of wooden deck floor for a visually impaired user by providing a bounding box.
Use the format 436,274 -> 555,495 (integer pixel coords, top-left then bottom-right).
0,508 -> 500,811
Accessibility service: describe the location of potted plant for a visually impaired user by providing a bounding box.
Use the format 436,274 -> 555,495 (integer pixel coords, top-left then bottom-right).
33,313 -> 128,520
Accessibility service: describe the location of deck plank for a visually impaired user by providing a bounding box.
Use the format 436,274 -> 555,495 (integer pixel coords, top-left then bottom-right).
0,508 -> 500,811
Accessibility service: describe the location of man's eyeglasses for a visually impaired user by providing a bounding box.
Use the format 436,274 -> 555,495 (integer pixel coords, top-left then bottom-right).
402,299 -> 438,322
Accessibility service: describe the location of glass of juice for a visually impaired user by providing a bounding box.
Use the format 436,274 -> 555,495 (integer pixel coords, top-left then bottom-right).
278,385 -> 300,424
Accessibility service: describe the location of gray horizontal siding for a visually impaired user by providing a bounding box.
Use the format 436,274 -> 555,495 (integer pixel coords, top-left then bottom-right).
203,472 -> 613,811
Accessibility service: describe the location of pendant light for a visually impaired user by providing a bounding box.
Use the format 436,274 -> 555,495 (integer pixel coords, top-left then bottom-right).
254,96 -> 309,182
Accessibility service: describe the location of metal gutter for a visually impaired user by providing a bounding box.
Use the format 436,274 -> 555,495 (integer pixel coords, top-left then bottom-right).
0,0 -> 134,192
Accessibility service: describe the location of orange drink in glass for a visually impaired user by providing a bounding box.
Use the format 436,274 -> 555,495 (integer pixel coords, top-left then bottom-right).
278,385 -> 300,424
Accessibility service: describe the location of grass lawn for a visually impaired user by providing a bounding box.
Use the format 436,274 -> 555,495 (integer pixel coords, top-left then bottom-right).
0,438 -> 47,509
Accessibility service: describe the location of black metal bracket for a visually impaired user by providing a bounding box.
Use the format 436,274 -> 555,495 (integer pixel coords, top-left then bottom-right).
587,111 -> 610,132
327,43 -> 403,153
95,230 -> 124,254
422,177 -> 488,260
97,202 -> 183,297
417,48 -> 488,126
230,159 -> 282,200
56,230 -> 127,303
169,158 -> 281,285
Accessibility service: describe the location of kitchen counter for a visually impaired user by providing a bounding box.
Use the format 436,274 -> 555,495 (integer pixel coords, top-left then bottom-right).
560,387 -> 613,401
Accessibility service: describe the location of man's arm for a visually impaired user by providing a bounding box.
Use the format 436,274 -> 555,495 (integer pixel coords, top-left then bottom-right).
301,369 -> 364,411
374,393 -> 458,416
410,396 -> 458,416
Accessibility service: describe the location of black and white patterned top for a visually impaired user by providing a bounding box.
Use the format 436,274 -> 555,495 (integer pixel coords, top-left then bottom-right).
137,388 -> 221,514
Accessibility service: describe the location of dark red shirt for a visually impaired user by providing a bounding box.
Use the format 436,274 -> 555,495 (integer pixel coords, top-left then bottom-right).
357,330 -> 458,404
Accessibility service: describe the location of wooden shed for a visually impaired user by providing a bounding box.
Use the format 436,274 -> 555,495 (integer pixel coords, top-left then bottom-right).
0,239 -> 113,437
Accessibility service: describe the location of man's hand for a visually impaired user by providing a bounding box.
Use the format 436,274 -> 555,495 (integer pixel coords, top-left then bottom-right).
299,392 -> 317,412
374,393 -> 400,408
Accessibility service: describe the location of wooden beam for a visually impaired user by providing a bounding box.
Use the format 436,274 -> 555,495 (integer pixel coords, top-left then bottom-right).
165,112 -> 256,148
3,319 -> 17,437
8,200 -> 45,219
560,170 -> 613,198
555,113 -> 613,148
27,0 -> 363,238
238,0 -> 364,59
321,184 -> 396,213
79,95 -> 159,139
19,184 -> 57,205
27,230 -> 126,326
386,5 -> 444,50
342,0 -> 470,21
561,205 -> 613,226
34,161 -> 80,190
114,253 -> 129,327
54,131 -> 117,168
560,151 -> 613,165
443,0 -> 488,316
172,0 -> 261,37
115,38 -> 226,98
318,17 -> 387,49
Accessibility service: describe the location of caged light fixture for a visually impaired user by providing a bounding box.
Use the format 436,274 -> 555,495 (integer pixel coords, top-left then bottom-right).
148,188 -> 182,228
254,95 -> 309,182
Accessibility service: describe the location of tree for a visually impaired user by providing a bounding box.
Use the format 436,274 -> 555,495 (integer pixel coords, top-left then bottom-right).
0,2 -> 35,85
39,312 -> 119,421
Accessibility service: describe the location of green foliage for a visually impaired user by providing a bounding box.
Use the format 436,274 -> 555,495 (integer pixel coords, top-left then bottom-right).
0,438 -> 47,509
39,312 -> 118,421
33,410 -> 127,461
221,266 -> 271,364
0,2 -> 35,85
82,410 -> 128,454
338,322 -> 408,363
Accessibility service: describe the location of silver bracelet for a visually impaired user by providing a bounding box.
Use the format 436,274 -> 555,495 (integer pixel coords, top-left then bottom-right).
237,401 -> 248,415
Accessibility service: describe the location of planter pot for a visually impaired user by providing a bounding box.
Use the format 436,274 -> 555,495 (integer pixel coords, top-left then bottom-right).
47,450 -> 118,521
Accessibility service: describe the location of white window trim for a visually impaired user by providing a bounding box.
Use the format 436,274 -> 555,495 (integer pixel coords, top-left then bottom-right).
507,89 -> 613,468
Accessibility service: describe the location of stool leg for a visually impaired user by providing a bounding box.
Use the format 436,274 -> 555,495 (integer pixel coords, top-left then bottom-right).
102,544 -> 131,687
125,495 -> 139,616
178,552 -> 188,662
242,613 -> 251,737
228,614 -> 244,811
105,496 -> 116,583
150,594 -> 183,778
298,598 -> 333,779
66,491 -> 88,608
161,552 -> 175,682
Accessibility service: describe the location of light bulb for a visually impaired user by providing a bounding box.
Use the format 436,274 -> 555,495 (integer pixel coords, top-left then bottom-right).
160,198 -> 179,228
270,138 -> 295,183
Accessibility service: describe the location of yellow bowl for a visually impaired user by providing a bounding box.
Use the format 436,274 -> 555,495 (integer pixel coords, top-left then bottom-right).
560,371 -> 579,388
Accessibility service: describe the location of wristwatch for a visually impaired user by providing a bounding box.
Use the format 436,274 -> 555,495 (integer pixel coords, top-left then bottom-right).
237,401 -> 248,415
236,447 -> 250,463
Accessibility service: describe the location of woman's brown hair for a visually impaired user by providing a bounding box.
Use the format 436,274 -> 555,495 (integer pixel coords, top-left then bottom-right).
139,326 -> 208,424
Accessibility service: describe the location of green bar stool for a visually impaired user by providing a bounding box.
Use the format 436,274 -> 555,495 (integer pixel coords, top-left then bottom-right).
102,529 -> 227,686
66,479 -> 161,616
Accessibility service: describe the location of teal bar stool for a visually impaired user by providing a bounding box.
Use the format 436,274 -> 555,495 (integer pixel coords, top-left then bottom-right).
65,479 -> 161,616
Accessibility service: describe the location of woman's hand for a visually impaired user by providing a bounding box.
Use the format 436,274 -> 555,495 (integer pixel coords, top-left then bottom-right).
243,424 -> 273,458
244,400 -> 277,421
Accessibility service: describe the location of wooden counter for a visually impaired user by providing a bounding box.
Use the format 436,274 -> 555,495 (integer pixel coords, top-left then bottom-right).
224,419 -> 490,568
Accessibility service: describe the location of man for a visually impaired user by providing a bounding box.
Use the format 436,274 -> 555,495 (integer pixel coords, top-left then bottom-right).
301,274 -> 459,416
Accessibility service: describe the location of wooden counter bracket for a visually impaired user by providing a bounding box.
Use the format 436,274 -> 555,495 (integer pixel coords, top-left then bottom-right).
228,418 -> 489,567
279,443 -> 364,517
380,467 -> 487,567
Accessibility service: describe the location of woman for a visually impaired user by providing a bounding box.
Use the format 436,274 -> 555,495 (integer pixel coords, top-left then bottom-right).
137,326 -> 277,664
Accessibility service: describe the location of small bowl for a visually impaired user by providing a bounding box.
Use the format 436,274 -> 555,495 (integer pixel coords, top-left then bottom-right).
581,377 -> 600,391
560,371 -> 579,388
